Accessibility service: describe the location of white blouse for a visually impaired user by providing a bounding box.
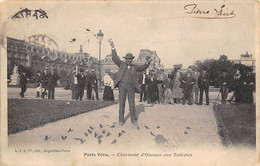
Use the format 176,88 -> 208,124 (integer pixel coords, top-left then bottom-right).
104,74 -> 114,87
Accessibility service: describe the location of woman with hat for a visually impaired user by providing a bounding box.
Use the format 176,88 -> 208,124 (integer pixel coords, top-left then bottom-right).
103,69 -> 115,101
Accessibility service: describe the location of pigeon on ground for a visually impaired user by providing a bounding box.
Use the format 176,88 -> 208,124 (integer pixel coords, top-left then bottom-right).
68,128 -> 73,132
150,131 -> 155,137
111,139 -> 117,144
121,130 -> 126,133
137,126 -> 140,130
84,132 -> 88,137
88,129 -> 92,134
145,126 -> 150,130
156,126 -> 160,129
110,125 -> 115,128
45,135 -> 51,141
106,132 -> 111,137
97,135 -> 103,139
184,131 -> 188,134
80,138 -> 86,144
102,130 -> 106,134
94,132 -> 98,138
98,139 -> 102,144
100,124 -> 103,128
118,132 -> 122,137
61,136 -> 67,140
186,127 -> 191,130
70,38 -> 76,43
90,126 -> 94,130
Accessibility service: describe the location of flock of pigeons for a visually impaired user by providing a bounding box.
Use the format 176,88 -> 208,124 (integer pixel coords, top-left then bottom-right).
44,123 -> 168,145
69,29 -> 96,44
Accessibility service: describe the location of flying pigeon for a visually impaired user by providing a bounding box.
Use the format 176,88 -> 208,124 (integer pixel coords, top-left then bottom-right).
184,131 -> 188,134
68,128 -> 73,132
150,131 -> 155,137
156,126 -> 160,129
84,132 -> 88,137
110,125 -> 115,128
74,138 -> 81,141
80,138 -> 86,144
45,135 -> 51,141
118,132 -> 122,137
186,127 -> 191,130
98,139 -> 102,144
145,126 -> 150,130
97,135 -> 103,139
61,136 -> 67,140
94,132 -> 98,138
86,29 -> 90,31
102,130 -> 106,134
137,126 -> 140,130
70,38 -> 76,43
121,130 -> 126,133
106,132 -> 111,137
111,139 -> 117,144
90,126 -> 94,130
88,129 -> 92,134
100,124 -> 103,128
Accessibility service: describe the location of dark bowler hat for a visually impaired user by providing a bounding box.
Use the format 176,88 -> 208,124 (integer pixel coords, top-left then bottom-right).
123,53 -> 135,59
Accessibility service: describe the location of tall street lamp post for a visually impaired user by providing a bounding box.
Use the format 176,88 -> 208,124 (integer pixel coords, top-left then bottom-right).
97,30 -> 104,90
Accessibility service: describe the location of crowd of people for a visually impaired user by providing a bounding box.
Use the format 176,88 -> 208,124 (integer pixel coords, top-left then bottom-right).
136,65 -> 255,105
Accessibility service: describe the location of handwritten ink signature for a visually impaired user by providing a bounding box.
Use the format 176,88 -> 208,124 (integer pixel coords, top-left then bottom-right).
12,8 -> 48,20
184,4 -> 236,19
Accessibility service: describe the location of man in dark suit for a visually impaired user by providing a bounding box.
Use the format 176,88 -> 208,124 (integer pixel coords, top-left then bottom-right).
85,69 -> 92,100
218,69 -> 231,104
109,39 -> 152,125
90,69 -> 99,100
180,69 -> 196,105
19,70 -> 27,98
47,68 -> 60,100
75,69 -> 85,100
41,68 -> 49,98
138,71 -> 147,102
198,68 -> 210,105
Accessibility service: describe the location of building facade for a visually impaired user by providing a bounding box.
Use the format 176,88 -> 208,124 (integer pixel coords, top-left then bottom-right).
7,37 -> 98,76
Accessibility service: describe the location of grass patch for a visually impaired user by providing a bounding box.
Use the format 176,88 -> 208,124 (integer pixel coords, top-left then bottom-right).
213,103 -> 255,147
8,99 -> 118,135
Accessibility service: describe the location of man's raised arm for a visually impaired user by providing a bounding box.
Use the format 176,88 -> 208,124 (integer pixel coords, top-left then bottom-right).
109,39 -> 121,67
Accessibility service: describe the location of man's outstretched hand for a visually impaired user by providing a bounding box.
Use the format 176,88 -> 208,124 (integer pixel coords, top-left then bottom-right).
108,38 -> 115,49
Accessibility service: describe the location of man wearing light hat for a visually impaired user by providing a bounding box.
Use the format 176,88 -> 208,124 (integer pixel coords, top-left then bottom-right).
109,39 -> 152,125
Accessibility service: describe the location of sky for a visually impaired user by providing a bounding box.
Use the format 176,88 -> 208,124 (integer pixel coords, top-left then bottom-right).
2,1 -> 257,68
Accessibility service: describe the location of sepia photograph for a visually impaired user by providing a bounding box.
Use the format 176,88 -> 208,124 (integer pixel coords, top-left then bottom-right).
0,1 -> 259,165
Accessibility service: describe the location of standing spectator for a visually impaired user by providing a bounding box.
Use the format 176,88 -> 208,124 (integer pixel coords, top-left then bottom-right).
75,69 -> 85,100
163,77 -> 173,104
109,39 -> 151,125
70,70 -> 78,100
19,70 -> 27,98
180,69 -> 195,105
227,69 -> 241,103
147,73 -> 159,104
241,67 -> 255,103
35,71 -> 42,98
169,66 -> 183,104
138,71 -> 147,102
41,68 -> 49,98
103,70 -> 115,101
192,67 -> 200,104
198,68 -> 210,105
218,69 -> 230,104
157,69 -> 167,104
90,69 -> 99,100
85,69 -> 92,100
47,68 -> 60,100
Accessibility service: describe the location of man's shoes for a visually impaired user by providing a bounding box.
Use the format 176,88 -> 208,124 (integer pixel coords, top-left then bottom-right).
119,122 -> 124,126
132,121 -> 138,125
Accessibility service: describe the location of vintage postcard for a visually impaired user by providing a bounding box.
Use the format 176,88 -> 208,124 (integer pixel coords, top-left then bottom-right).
0,0 -> 259,165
